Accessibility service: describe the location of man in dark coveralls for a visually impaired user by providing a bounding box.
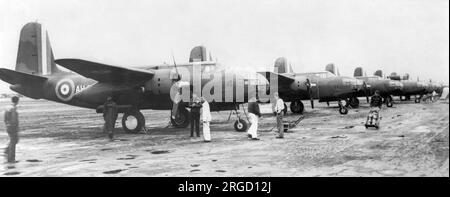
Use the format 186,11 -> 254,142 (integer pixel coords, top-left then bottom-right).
188,94 -> 202,137
4,96 -> 19,163
103,96 -> 118,141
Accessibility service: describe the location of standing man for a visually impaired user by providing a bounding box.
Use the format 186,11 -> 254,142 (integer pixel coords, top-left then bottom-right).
273,92 -> 285,139
247,96 -> 261,140
4,96 -> 19,163
201,97 -> 211,142
103,96 -> 118,141
188,94 -> 202,137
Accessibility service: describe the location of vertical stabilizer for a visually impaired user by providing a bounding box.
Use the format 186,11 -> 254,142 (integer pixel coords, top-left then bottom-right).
15,22 -> 59,75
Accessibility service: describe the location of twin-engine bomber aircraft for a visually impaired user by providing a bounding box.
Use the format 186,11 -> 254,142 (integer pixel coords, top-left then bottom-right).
260,57 -> 364,115
0,22 -> 271,133
352,68 -> 403,107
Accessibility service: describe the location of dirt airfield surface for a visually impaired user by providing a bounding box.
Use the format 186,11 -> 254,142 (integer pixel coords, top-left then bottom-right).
0,97 -> 448,177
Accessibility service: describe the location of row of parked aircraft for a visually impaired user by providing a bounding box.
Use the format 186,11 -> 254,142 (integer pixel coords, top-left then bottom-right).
0,22 -> 445,133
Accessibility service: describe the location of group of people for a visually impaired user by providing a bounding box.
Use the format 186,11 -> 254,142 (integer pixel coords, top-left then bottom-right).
2,90 -> 389,163
185,92 -> 287,142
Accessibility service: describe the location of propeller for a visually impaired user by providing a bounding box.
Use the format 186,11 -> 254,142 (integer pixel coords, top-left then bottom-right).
170,51 -> 182,120
305,78 -> 314,108
171,51 -> 181,81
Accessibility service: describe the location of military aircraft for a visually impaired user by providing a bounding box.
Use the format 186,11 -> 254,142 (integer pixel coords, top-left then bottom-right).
387,73 -> 428,103
0,22 -> 270,133
260,57 -> 365,115
352,68 -> 403,107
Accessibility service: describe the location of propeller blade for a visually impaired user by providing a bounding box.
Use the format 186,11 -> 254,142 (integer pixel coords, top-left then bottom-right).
171,51 -> 181,81
306,78 -> 314,109
364,82 -> 370,103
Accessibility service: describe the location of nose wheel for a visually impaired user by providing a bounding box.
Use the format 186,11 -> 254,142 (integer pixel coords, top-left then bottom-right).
170,106 -> 190,128
230,105 -> 249,132
122,109 -> 145,134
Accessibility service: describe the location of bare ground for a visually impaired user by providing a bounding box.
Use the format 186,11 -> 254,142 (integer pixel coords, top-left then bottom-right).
0,98 -> 448,177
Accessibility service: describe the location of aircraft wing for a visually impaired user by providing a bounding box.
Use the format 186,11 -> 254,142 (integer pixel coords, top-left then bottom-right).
55,59 -> 155,83
258,71 -> 295,86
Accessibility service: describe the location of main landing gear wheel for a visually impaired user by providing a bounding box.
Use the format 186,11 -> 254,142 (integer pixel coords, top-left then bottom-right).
171,107 -> 190,128
290,100 -> 304,114
122,110 -> 145,134
234,119 -> 248,132
386,96 -> 394,107
346,97 -> 360,108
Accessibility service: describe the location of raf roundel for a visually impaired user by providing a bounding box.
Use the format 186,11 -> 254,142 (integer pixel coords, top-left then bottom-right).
55,79 -> 75,101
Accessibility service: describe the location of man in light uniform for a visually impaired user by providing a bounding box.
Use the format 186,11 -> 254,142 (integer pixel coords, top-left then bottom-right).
247,96 -> 261,140
4,96 -> 19,163
201,97 -> 211,142
273,92 -> 285,139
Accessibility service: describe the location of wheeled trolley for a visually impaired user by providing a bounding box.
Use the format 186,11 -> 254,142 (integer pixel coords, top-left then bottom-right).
365,108 -> 381,129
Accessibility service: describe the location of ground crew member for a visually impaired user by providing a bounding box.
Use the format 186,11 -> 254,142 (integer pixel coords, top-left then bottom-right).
201,97 -> 211,142
247,96 -> 261,140
370,90 -> 383,109
273,92 -> 285,139
4,96 -> 19,163
188,94 -> 202,137
103,96 -> 118,141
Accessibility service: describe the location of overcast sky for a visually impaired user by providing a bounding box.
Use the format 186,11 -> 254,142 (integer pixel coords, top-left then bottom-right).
1,0 -> 448,93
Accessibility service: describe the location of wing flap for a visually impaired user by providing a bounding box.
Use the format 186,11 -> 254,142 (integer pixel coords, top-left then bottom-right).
55,59 -> 155,83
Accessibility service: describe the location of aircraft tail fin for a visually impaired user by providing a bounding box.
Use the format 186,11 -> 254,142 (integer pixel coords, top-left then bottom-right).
15,22 -> 60,76
189,46 -> 208,62
403,73 -> 410,80
273,57 -> 293,73
374,70 -> 383,78
354,67 -> 363,77
325,63 -> 338,76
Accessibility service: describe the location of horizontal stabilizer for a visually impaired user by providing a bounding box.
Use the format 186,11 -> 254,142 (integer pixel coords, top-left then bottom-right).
55,59 -> 155,83
0,68 -> 48,85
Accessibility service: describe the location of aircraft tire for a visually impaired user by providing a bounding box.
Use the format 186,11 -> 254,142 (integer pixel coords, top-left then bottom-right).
415,98 -> 421,103
347,97 -> 359,108
234,119 -> 248,132
171,107 -> 190,128
290,100 -> 304,114
339,107 -> 348,115
122,110 -> 145,134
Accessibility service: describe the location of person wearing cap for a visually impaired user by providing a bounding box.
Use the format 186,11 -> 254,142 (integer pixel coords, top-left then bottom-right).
4,96 -> 20,163
103,96 -> 118,141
